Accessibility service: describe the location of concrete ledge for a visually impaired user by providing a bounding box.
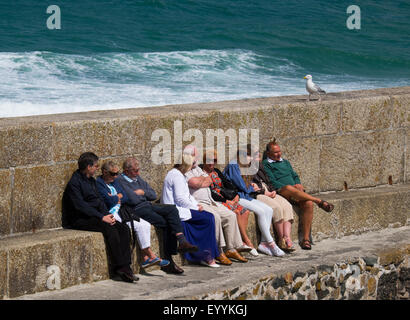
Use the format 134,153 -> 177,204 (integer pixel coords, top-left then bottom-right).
1,184 -> 409,299
0,229 -> 108,299
308,184 -> 410,241
12,225 -> 410,300
0,226 -> 190,299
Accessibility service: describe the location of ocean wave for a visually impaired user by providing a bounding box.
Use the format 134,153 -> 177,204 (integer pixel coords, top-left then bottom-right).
0,49 -> 408,118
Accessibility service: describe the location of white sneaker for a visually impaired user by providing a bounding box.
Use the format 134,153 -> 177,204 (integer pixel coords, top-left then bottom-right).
249,248 -> 259,257
269,244 -> 285,257
200,260 -> 220,268
257,243 -> 272,256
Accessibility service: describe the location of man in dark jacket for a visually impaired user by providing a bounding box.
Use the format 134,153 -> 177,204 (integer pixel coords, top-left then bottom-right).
116,157 -> 198,274
62,152 -> 136,283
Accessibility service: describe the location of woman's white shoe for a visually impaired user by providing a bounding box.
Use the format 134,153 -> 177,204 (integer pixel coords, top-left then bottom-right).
257,243 -> 273,256
269,244 -> 285,257
200,260 -> 220,268
249,248 -> 259,256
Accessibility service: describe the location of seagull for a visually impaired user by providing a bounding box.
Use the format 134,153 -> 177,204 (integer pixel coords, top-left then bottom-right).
304,74 -> 326,101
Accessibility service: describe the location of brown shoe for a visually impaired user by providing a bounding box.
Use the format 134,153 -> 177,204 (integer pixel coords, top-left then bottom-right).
225,249 -> 248,263
177,241 -> 198,254
318,200 -> 334,213
216,252 -> 232,265
160,262 -> 184,274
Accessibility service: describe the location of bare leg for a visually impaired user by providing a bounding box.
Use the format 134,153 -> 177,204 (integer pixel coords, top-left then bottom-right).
299,200 -> 313,243
274,219 -> 284,243
236,210 -> 254,248
141,247 -> 157,260
280,185 -> 334,213
283,220 -> 293,246
279,185 -> 321,204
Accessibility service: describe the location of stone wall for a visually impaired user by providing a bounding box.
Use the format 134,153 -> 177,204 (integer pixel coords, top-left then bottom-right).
196,245 -> 410,300
0,86 -> 409,238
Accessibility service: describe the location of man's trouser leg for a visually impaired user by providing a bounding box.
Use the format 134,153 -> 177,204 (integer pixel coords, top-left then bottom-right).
135,205 -> 180,259
72,217 -> 131,270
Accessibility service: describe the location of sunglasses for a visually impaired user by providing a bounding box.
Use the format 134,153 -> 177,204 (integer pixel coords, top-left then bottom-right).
108,171 -> 119,176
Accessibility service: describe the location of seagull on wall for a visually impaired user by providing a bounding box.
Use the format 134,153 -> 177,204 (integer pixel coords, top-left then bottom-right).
304,74 -> 326,101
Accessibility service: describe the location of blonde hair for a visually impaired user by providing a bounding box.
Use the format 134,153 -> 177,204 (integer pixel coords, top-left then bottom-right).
175,153 -> 195,174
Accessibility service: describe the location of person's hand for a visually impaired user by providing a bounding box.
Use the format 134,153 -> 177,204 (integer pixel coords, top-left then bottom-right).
202,176 -> 213,187
117,193 -> 123,199
294,184 -> 304,192
251,183 -> 260,191
233,195 -> 240,203
197,204 -> 204,211
265,190 -> 276,198
134,189 -> 145,196
102,214 -> 116,225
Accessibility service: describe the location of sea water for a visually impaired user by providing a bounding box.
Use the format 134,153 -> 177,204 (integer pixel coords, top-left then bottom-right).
0,0 -> 409,117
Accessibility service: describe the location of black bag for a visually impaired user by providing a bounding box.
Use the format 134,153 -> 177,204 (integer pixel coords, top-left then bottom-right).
118,203 -> 140,223
213,168 -> 239,201
118,204 -> 140,249
249,190 -> 264,199
220,187 -> 237,201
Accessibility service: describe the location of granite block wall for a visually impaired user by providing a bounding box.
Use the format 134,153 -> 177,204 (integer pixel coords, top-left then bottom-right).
0,86 -> 409,237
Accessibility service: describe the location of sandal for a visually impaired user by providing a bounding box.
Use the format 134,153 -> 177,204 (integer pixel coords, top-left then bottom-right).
284,237 -> 296,252
301,239 -> 312,250
318,200 -> 334,213
279,238 -> 295,253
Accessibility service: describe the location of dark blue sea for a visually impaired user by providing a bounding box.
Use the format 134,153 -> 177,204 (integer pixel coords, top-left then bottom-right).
0,0 -> 409,117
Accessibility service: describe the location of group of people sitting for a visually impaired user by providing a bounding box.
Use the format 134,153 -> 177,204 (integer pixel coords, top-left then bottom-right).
62,139 -> 334,283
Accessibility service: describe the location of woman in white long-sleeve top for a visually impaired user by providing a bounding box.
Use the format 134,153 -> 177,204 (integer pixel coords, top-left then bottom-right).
161,154 -> 220,268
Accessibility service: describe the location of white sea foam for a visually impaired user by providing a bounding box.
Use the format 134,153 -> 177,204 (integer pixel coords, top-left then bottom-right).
0,50 -> 406,118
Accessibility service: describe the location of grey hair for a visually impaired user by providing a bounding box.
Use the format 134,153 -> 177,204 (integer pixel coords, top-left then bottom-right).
122,157 -> 138,171
101,161 -> 117,172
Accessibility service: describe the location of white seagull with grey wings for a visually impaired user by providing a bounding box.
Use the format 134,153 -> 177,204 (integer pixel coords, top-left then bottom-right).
304,74 -> 326,101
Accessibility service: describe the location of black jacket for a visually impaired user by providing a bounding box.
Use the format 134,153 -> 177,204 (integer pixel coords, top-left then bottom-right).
62,170 -> 109,228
